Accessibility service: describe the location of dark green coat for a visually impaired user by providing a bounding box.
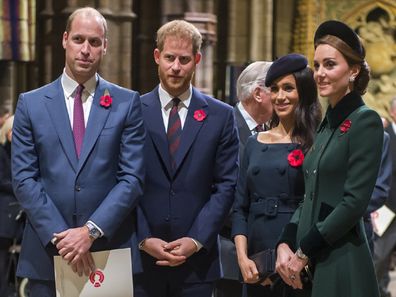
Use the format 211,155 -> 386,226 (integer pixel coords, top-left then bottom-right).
282,91 -> 382,297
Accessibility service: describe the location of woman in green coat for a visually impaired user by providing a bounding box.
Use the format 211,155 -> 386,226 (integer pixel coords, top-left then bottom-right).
276,20 -> 382,297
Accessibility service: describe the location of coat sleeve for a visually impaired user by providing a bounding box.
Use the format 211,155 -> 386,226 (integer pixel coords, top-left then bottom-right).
12,93 -> 69,246
299,109 -> 383,257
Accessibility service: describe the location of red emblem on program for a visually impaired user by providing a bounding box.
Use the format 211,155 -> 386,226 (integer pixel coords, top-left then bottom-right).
89,270 -> 105,288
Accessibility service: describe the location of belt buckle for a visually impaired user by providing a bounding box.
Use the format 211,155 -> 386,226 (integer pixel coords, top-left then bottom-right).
264,197 -> 278,217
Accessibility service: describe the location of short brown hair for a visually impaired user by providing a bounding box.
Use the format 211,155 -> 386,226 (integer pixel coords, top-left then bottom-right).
156,20 -> 202,55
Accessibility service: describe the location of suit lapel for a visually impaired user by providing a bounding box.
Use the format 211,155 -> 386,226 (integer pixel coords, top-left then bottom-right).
44,78 -> 78,172
141,88 -> 172,176
174,88 -> 208,172
234,105 -> 251,146
77,77 -> 111,173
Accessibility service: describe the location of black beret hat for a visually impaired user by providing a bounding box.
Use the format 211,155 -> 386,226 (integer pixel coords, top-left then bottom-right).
314,20 -> 364,57
265,53 -> 308,87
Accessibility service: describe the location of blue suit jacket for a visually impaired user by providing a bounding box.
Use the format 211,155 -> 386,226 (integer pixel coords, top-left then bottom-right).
137,86 -> 239,282
12,76 -> 145,280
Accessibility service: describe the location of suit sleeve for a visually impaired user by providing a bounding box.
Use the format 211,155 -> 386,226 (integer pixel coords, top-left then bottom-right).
187,107 -> 239,250
88,91 -> 145,238
12,93 -> 69,245
300,109 -> 383,257
365,131 -> 392,215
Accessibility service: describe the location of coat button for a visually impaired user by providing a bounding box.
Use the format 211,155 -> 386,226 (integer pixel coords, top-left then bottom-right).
170,190 -> 175,196
165,216 -> 170,222
75,185 -> 81,191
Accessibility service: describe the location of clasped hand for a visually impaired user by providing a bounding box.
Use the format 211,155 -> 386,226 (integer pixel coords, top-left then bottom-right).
275,243 -> 308,290
53,227 -> 95,277
142,237 -> 198,267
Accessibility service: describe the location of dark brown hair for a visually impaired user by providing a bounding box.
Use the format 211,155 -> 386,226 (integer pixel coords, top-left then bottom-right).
315,35 -> 370,95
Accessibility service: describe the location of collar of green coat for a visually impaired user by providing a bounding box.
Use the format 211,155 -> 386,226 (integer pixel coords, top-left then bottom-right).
319,91 -> 364,130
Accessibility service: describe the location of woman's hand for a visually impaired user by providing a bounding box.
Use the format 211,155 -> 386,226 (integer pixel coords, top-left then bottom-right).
234,235 -> 260,283
285,252 -> 308,289
275,243 -> 295,286
238,256 -> 260,283
276,244 -> 308,289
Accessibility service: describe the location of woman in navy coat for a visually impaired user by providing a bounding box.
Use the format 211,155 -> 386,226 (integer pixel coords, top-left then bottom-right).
232,54 -> 322,297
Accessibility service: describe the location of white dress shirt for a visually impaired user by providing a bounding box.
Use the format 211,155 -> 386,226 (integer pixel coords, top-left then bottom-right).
61,70 -> 97,128
158,84 -> 202,251
237,102 -> 261,134
158,84 -> 192,131
59,70 -> 104,237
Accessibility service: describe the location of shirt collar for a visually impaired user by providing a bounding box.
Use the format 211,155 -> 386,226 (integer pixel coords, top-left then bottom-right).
61,69 -> 98,101
158,84 -> 192,110
237,102 -> 259,131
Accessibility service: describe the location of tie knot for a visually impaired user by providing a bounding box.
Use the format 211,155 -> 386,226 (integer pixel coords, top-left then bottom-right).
172,98 -> 181,107
255,124 -> 265,133
75,84 -> 85,96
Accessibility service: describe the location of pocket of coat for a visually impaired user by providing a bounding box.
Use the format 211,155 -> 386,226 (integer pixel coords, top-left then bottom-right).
318,202 -> 334,221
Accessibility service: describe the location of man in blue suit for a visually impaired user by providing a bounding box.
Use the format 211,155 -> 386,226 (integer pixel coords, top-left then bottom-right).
134,20 -> 239,297
11,7 -> 145,297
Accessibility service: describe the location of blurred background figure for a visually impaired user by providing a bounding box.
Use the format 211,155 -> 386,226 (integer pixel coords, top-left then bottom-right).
374,96 -> 396,297
0,115 -> 23,297
0,107 -> 10,144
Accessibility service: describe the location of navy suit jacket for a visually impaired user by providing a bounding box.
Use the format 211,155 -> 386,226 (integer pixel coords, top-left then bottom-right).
233,105 -> 251,158
137,86 -> 239,282
12,76 -> 145,280
385,125 -> 396,212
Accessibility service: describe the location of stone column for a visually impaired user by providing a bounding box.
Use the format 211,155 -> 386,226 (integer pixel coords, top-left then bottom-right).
39,0 -> 54,84
227,0 -> 249,64
250,0 -> 273,61
161,0 -> 217,95
185,12 -> 217,95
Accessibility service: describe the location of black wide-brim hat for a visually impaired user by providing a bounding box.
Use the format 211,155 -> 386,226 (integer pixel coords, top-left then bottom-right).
265,53 -> 308,87
314,20 -> 364,57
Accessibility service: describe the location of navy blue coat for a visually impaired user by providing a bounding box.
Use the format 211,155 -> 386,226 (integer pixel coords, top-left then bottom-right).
137,86 -> 239,283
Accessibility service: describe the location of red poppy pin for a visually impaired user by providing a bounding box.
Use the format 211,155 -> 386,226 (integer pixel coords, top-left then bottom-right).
194,109 -> 206,122
339,119 -> 351,134
100,89 -> 112,108
288,149 -> 304,167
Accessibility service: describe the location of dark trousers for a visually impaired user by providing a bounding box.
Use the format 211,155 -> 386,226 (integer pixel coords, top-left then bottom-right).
134,273 -> 213,297
29,279 -> 56,297
214,279 -> 243,297
0,238 -> 12,296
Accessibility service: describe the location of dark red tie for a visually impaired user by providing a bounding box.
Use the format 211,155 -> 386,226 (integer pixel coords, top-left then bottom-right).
73,84 -> 85,158
167,98 -> 182,169
254,124 -> 265,133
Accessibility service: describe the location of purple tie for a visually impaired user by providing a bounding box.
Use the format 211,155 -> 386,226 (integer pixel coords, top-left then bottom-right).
254,124 -> 265,133
167,98 -> 182,170
73,84 -> 85,158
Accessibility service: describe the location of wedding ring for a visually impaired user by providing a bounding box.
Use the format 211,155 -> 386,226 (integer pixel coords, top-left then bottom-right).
290,274 -> 296,281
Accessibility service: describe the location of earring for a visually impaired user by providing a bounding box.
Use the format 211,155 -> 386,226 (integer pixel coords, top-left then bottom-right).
349,77 -> 355,82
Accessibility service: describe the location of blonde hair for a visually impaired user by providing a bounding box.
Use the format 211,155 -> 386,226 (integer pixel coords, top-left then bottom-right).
156,20 -> 202,55
0,115 -> 14,145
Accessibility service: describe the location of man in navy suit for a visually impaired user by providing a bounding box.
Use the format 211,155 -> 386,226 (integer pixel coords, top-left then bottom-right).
135,20 -> 239,297
12,8 -> 145,297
